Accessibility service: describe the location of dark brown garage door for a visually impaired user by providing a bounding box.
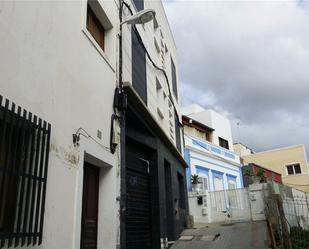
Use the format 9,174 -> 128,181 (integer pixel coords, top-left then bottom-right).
126,151 -> 151,249
80,163 -> 99,249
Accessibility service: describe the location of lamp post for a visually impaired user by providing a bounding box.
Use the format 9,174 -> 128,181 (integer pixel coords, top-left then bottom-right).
121,9 -> 155,25
118,7 -> 155,90
117,3 -> 155,249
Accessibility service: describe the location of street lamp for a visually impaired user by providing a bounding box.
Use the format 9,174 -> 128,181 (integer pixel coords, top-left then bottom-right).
121,9 -> 156,25
118,7 -> 156,94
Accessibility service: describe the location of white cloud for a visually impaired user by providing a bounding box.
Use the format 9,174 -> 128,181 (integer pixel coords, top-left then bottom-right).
163,0 -> 309,154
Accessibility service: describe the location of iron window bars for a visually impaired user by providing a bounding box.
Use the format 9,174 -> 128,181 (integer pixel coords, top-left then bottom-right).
0,95 -> 51,248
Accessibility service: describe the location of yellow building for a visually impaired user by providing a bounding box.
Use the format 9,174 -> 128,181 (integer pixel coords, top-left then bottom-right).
234,144 -> 309,193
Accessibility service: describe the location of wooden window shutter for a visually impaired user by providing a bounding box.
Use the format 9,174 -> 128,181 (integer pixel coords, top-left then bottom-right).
87,5 -> 105,51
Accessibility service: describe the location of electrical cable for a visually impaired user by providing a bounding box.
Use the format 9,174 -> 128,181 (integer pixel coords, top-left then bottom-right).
75,127 -> 110,152
107,0 -> 124,155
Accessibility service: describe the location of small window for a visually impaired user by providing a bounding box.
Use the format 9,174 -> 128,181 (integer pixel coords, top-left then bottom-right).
286,163 -> 302,175
87,5 -> 105,51
219,137 -> 229,150
286,165 -> 294,175
171,57 -> 178,100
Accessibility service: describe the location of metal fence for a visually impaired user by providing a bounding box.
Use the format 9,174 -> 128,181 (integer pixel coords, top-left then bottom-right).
208,188 -> 251,223
0,96 -> 51,248
265,192 -> 309,249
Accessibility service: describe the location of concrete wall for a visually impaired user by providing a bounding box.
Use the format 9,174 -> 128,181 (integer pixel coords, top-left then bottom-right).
0,1 -> 119,248
183,106 -> 213,129
234,143 -> 254,157
243,145 -> 309,193
208,109 -> 234,150
187,192 -> 208,223
188,188 -> 252,224
0,0 -> 181,248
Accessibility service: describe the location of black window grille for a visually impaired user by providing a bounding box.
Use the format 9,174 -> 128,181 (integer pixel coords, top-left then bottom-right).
0,96 -> 51,248
132,28 -> 147,104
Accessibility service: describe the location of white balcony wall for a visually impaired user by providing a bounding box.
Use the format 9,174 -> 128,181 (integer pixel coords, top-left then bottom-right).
182,104 -> 234,151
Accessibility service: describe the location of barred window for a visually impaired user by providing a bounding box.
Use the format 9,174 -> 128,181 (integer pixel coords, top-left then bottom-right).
0,96 -> 51,247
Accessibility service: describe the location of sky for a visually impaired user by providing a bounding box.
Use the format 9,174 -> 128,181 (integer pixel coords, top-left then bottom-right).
163,0 -> 309,156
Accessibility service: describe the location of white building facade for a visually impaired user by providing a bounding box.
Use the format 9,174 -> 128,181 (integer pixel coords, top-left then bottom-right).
185,139 -> 243,192
0,1 -> 187,249
182,104 -> 243,192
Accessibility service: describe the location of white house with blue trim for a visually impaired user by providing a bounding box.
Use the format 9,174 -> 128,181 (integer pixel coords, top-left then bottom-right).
182,104 -> 243,193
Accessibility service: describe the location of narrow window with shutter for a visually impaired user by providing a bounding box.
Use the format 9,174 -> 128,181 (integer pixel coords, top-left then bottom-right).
87,5 -> 105,51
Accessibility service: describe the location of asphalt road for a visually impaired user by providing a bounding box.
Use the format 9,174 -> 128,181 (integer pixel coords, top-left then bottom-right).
171,221 -> 271,249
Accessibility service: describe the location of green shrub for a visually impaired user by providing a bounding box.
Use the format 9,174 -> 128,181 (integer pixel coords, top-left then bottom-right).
290,226 -> 309,249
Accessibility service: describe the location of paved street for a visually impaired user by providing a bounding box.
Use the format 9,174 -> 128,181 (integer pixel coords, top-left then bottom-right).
171,221 -> 271,249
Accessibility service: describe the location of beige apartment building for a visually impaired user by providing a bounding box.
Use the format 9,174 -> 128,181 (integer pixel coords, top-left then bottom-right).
234,144 -> 309,193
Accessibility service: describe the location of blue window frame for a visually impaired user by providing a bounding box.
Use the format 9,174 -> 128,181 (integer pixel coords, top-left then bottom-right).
211,170 -> 224,191
195,166 -> 210,191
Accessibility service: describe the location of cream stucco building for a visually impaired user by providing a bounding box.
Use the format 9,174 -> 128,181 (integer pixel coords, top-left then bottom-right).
235,144 -> 309,193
